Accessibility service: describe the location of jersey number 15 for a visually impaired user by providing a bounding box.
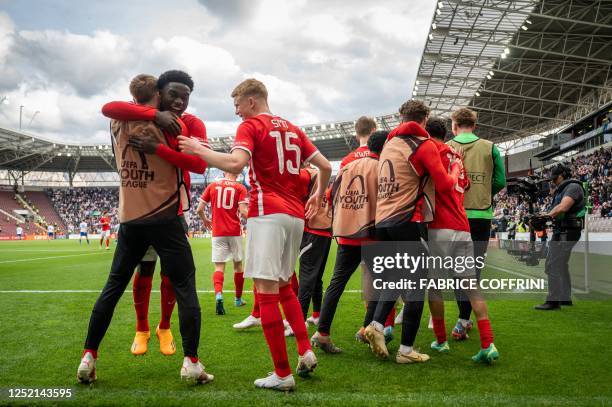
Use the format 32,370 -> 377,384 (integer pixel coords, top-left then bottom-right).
270,131 -> 301,175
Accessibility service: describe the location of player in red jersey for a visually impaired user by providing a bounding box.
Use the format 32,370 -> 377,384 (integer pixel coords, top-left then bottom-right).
101,71 -> 208,357
232,170 -> 307,333
179,78 -> 332,391
425,118 -> 498,364
99,211 -> 111,250
197,173 -> 248,315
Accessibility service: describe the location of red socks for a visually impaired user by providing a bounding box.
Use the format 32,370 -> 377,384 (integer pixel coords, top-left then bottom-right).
477,318 -> 494,349
133,273 -> 152,332
105,239 -> 109,248
290,272 -> 299,296
258,293 -> 291,378
234,272 -> 244,298
83,349 -> 98,359
251,287 -> 260,318
213,271 -> 224,295
432,317 -> 447,344
159,274 -> 176,330
279,284 -> 312,356
384,307 -> 396,328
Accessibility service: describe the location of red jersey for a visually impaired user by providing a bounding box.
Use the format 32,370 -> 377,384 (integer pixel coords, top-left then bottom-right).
232,113 -> 319,219
429,138 -> 470,232
340,145 -> 372,169
100,216 -> 111,231
201,179 -> 248,237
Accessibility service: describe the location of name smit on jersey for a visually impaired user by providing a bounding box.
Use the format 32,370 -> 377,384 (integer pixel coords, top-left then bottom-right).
120,160 -> 155,188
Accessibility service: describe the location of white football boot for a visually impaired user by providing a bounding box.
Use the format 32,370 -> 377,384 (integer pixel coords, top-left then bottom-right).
76,352 -> 97,384
254,372 -> 295,391
232,315 -> 261,330
180,357 -> 214,384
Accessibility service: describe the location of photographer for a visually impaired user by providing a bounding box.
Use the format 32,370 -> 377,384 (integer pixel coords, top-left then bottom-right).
535,164 -> 585,311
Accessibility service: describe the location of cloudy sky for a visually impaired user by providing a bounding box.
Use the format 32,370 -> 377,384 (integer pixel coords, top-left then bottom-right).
0,0 -> 434,144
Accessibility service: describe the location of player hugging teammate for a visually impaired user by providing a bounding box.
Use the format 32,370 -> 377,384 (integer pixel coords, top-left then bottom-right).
77,71 -> 505,391
78,71 -> 213,385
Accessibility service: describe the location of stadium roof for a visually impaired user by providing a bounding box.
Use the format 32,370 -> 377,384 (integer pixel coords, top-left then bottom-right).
415,0 -> 612,143
0,127 -> 115,175
1,0 -> 611,174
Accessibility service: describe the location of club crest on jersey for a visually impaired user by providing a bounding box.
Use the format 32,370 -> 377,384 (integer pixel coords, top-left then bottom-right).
378,159 -> 399,198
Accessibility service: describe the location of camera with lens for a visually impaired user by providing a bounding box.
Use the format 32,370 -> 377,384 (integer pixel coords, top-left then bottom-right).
502,176 -> 551,266
506,175 -> 550,201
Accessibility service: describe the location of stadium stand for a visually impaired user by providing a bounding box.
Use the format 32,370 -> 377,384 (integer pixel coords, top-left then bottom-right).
0,191 -> 24,236
47,187 -> 118,231
494,145 -> 612,232
21,191 -> 66,231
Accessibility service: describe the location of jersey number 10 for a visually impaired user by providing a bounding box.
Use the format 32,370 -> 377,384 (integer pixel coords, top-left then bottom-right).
215,186 -> 235,209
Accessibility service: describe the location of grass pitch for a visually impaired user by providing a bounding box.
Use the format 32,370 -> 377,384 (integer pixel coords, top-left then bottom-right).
0,239 -> 611,406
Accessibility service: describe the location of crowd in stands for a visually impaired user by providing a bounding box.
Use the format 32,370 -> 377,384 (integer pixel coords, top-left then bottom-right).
189,184 -> 207,233
31,145 -> 612,236
47,187 -> 119,233
46,185 -> 218,234
493,146 -> 612,232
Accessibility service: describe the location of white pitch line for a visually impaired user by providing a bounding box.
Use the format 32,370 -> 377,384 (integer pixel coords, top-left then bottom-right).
0,252 -> 106,264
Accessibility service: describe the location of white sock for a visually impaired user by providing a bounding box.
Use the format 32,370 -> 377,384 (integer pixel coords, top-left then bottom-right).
459,318 -> 470,327
370,321 -> 384,332
399,345 -> 413,354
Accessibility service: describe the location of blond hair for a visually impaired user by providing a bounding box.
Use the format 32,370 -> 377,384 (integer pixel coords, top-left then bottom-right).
231,78 -> 268,100
129,74 -> 158,104
451,107 -> 477,128
355,116 -> 377,137
399,100 -> 430,123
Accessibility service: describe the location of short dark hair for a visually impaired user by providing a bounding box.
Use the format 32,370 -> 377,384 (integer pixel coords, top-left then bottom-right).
367,130 -> 388,155
426,117 -> 447,140
399,100 -> 430,123
157,70 -> 194,92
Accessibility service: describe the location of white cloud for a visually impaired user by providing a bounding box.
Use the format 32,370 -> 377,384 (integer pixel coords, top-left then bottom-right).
0,1 -> 433,143
14,29 -> 133,96
302,14 -> 352,47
